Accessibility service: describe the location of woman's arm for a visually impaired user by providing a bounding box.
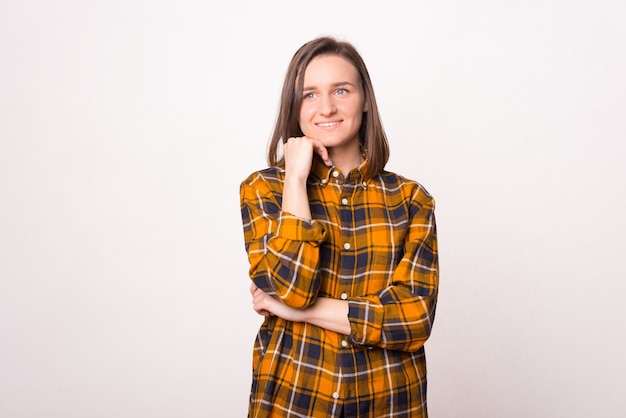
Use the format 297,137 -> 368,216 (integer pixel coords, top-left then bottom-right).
251,283 -> 351,335
241,177 -> 326,309
240,137 -> 332,309
281,136 -> 332,219
347,190 -> 438,352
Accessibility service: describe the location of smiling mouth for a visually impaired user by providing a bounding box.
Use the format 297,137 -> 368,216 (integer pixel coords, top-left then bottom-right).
316,121 -> 341,128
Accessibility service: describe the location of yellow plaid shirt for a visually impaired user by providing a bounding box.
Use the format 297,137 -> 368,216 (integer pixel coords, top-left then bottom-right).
240,157 -> 439,417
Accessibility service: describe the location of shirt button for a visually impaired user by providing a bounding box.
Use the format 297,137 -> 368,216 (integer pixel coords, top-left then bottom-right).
340,292 -> 348,300
321,178 -> 328,184
341,339 -> 349,348
341,198 -> 348,205
362,181 -> 367,188
343,242 -> 351,250
332,170 -> 340,178
332,392 -> 340,399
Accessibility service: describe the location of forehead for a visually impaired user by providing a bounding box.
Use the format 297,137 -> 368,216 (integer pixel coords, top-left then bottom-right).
302,54 -> 360,85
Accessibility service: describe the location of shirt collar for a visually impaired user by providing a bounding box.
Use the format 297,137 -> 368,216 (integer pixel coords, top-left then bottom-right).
309,156 -> 371,187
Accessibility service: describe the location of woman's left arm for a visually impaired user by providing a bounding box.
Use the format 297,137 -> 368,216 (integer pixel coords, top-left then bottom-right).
251,283 -> 351,335
347,190 -> 438,352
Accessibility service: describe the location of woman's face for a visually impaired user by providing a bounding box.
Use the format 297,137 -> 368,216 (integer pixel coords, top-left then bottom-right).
298,54 -> 365,153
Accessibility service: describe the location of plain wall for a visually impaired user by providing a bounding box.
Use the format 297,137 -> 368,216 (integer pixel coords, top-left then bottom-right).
1,1 -> 625,417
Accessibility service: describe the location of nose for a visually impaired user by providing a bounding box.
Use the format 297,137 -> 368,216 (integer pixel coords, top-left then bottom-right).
319,94 -> 336,115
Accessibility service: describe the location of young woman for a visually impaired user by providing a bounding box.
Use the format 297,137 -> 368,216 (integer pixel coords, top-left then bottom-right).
240,36 -> 439,418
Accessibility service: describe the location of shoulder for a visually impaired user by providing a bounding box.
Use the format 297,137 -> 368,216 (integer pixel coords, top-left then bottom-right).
240,166 -> 285,197
375,170 -> 435,207
241,166 -> 284,187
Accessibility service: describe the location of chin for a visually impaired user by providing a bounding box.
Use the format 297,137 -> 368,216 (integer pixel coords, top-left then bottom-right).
321,137 -> 358,149
318,139 -> 344,148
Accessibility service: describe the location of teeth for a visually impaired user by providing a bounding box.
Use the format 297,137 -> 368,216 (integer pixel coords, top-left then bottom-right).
318,122 -> 338,127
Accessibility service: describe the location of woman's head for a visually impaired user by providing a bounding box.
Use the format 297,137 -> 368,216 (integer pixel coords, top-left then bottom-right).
268,37 -> 389,178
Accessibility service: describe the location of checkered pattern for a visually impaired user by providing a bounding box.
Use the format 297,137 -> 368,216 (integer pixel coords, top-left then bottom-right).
240,157 -> 439,417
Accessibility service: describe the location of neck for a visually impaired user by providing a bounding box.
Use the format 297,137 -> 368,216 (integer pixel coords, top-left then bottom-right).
328,143 -> 364,175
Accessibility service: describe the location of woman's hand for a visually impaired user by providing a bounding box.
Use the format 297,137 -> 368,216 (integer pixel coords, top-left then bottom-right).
281,136 -> 331,220
250,283 -> 305,322
283,136 -> 332,182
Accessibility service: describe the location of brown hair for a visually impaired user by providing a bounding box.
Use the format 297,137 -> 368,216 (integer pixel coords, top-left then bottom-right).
267,37 -> 389,179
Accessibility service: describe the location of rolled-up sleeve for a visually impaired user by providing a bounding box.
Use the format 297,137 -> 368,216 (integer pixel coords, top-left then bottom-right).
240,176 -> 327,309
347,192 -> 438,352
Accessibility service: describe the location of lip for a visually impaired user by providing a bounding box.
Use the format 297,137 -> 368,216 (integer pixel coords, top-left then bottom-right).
315,120 -> 342,129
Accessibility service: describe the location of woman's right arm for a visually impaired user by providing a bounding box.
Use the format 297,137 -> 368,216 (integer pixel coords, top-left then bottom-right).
241,137 -> 331,309
240,173 -> 327,309
281,136 -> 331,220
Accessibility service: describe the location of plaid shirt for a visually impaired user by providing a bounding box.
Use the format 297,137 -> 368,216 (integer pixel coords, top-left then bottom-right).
240,157 -> 439,418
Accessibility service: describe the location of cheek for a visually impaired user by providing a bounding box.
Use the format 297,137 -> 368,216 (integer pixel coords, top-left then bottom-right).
340,101 -> 363,120
298,107 -> 314,128
299,105 -> 312,119
349,107 -> 363,127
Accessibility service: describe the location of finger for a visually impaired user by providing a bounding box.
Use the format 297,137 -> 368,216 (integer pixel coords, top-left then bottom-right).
252,288 -> 267,306
252,295 -> 272,316
252,305 -> 270,317
250,282 -> 258,296
283,137 -> 315,174
310,139 -> 332,166
284,136 -> 306,151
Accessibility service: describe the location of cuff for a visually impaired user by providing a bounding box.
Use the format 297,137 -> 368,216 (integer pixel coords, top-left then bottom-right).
347,297 -> 384,346
275,211 -> 327,244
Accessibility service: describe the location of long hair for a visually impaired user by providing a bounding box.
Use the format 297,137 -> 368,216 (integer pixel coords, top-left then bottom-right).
267,37 -> 389,179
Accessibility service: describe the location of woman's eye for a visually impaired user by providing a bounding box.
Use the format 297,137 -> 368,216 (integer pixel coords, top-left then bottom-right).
304,92 -> 316,99
336,88 -> 348,95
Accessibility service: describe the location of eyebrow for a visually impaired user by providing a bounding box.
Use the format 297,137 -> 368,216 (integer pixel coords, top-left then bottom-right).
303,81 -> 356,91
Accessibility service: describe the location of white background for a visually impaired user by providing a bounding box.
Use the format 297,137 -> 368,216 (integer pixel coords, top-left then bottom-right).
1,1 -> 625,417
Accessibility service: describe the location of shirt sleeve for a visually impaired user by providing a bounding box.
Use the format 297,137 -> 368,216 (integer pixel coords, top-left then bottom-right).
240,176 -> 327,309
347,189 -> 439,352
